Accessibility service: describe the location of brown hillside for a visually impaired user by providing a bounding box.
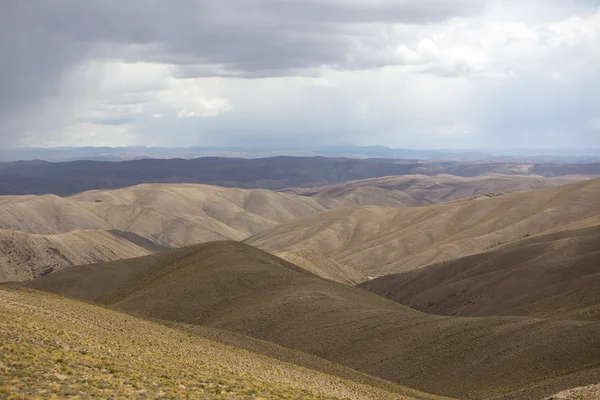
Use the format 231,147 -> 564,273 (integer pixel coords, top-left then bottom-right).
248,178 -> 600,277
1,286 -> 426,400
21,241 -> 600,400
360,224 -> 600,321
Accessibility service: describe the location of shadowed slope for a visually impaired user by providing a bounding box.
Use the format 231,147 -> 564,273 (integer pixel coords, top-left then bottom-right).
360,224 -> 600,321
22,241 -> 600,400
1,286 -> 424,400
248,178 -> 600,277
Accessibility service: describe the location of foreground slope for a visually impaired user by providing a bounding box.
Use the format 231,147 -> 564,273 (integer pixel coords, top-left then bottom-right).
0,229 -> 162,282
248,178 -> 600,277
23,241 -> 600,400
360,224 -> 600,321
0,286 -> 422,400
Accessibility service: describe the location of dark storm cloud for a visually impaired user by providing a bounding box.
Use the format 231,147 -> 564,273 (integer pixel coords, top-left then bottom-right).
0,0 -> 483,144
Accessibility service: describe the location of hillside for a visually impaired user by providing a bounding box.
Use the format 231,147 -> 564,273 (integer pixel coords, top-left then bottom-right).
0,286 -> 428,400
247,178 -> 600,277
288,173 -> 584,206
2,176 -> 585,283
360,224 -> 600,321
0,183 -> 342,282
0,229 -> 162,282
0,184 -> 336,243
21,241 -> 600,400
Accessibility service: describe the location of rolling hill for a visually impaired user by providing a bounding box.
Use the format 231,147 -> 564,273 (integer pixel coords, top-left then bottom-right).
247,177 -> 600,278
359,224 -> 600,321
286,173 -> 585,206
1,176 -> 585,283
1,286 -> 431,400
21,241 -> 600,400
0,184 -> 335,242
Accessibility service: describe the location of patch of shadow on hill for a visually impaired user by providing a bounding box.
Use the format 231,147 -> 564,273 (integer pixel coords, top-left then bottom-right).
108,230 -> 171,252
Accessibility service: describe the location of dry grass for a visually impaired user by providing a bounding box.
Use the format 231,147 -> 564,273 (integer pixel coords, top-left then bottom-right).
20,241 -> 600,399
545,384 -> 600,399
0,286 -> 420,400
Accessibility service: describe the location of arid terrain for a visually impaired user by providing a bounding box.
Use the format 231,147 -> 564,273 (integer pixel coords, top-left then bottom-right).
19,241 -> 600,399
248,178 -> 600,278
360,224 -> 600,321
0,174 -> 585,283
1,165 -> 599,400
1,286 -> 436,400
5,0 -> 600,397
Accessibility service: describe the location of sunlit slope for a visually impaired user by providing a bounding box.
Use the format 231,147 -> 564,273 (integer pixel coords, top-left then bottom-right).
0,184 -> 338,245
0,286 -> 424,400
288,173 -> 586,206
0,177 -> 590,283
0,229 -> 160,282
24,241 -> 600,400
248,178 -> 600,277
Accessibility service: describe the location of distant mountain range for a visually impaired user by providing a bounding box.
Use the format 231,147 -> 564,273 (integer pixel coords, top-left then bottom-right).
1,145 -> 599,163
1,156 -> 600,196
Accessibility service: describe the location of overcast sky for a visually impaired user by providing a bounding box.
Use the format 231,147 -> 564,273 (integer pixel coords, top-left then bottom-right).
1,0 -> 599,149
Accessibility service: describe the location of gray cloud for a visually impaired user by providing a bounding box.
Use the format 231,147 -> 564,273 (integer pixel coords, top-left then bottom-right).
0,0 -> 484,145
1,0 -> 598,151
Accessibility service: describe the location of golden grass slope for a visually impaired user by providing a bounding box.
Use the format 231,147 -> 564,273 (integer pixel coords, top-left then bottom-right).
0,229 -> 158,282
22,241 -> 600,400
360,224 -> 600,321
0,286 -> 425,400
248,177 -> 600,277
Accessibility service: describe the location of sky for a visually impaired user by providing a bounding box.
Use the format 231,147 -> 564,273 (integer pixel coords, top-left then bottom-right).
0,0 -> 599,150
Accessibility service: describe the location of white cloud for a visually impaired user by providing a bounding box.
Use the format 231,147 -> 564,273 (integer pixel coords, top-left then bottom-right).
175,98 -> 232,118
22,123 -> 136,147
